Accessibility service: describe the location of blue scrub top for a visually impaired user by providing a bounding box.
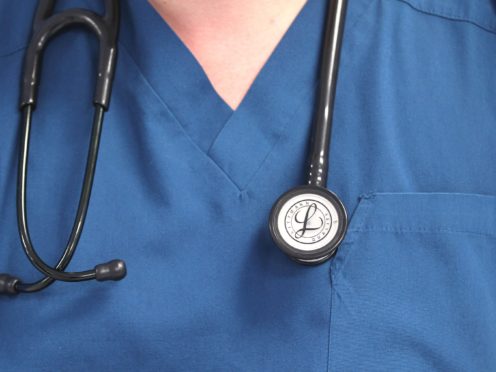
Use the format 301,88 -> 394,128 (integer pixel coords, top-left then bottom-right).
1,0 -> 496,370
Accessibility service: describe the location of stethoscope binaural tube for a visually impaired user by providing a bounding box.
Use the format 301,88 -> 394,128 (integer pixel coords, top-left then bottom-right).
0,0 -> 126,295
269,0 -> 348,265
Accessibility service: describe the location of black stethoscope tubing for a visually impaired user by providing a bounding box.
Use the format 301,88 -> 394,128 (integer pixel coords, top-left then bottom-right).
308,0 -> 347,188
0,0 -> 125,295
269,0 -> 348,265
0,0 -> 348,295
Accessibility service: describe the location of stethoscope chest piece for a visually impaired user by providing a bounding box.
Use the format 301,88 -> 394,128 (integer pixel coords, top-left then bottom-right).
269,186 -> 347,265
269,0 -> 349,266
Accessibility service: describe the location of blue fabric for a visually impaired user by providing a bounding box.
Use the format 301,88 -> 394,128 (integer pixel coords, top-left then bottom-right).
0,0 -> 495,370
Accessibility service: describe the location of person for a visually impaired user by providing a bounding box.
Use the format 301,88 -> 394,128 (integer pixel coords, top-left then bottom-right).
0,0 -> 495,370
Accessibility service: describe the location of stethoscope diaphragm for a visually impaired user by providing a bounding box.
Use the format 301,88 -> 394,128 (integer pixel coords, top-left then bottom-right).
269,185 -> 347,265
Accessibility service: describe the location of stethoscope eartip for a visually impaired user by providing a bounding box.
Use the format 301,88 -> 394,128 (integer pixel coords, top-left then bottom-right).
95,259 -> 127,281
0,274 -> 20,295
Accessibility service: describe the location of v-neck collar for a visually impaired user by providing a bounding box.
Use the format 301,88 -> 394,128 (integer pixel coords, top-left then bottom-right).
120,1 -> 233,153
120,0 -> 369,191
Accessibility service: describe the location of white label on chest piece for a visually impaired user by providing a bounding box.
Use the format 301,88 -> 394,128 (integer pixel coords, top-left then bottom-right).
277,193 -> 340,252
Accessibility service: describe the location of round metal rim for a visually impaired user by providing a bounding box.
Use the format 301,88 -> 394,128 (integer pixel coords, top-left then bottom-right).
269,185 -> 347,264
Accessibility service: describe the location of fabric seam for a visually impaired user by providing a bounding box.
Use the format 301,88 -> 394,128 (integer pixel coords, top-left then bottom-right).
118,42 -> 242,193
326,272 -> 334,372
327,193 -> 376,371
324,8 -> 380,365
349,227 -> 496,239
329,194 -> 374,281
0,46 -> 26,59
389,0 -> 496,36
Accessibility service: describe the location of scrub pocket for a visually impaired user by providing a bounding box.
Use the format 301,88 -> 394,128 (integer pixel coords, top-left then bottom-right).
328,193 -> 496,372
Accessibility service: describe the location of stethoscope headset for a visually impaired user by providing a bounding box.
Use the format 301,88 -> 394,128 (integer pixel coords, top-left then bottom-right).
0,0 -> 348,295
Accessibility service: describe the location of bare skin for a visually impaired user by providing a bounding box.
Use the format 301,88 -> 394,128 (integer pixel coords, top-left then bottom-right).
148,0 -> 307,110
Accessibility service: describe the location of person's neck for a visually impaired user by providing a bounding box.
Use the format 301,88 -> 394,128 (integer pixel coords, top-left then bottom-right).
148,0 -> 307,109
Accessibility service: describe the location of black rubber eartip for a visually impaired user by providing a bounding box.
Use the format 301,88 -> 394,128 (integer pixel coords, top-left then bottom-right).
95,259 -> 127,281
0,274 -> 20,295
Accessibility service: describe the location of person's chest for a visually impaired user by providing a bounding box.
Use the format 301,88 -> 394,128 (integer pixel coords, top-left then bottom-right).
0,0 -> 495,370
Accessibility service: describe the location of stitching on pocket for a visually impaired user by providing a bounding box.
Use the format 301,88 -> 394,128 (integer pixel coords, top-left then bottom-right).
330,193 -> 375,282
349,192 -> 496,237
390,0 -> 496,36
330,191 -> 496,281
356,227 -> 496,239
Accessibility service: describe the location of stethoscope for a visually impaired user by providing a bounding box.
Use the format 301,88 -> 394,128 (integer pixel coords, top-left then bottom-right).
0,0 -> 347,295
